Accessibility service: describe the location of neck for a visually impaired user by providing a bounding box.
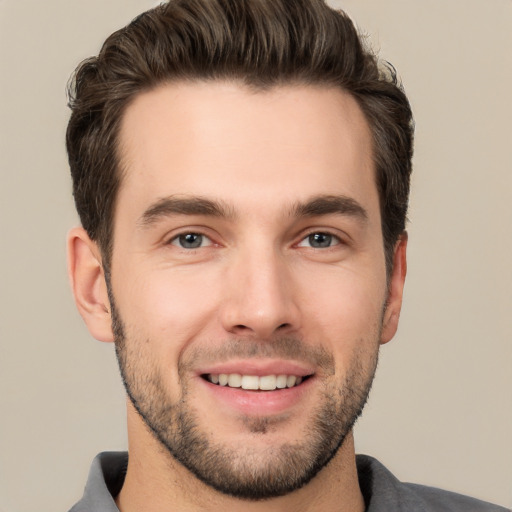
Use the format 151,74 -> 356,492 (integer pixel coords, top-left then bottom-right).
116,404 -> 365,512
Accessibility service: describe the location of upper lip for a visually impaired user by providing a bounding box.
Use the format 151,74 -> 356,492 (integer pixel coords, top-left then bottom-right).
196,359 -> 315,377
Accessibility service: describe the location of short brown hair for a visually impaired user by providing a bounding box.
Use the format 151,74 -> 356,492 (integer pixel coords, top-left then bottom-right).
66,0 -> 414,272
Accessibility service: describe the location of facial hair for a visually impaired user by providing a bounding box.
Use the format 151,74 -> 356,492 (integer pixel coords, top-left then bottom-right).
109,292 -> 380,500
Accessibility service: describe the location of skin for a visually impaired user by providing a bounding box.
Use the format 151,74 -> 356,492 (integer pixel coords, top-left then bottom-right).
68,81 -> 407,512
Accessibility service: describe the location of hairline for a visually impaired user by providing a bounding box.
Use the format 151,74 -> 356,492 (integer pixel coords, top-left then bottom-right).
101,77 -> 397,276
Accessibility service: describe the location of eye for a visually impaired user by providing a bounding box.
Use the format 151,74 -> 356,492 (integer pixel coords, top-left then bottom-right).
170,233 -> 212,249
297,232 -> 341,249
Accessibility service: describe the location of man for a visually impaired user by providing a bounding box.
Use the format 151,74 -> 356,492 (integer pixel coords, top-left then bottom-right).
65,1 -> 508,511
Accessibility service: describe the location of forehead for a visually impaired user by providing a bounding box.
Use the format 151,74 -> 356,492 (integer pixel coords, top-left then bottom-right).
116,81 -> 378,221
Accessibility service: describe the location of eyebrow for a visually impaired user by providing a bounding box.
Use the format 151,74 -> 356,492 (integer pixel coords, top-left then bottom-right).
138,193 -> 368,229
290,194 -> 368,222
138,195 -> 236,228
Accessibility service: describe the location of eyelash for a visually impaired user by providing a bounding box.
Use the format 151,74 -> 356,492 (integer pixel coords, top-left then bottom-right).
167,230 -> 344,250
168,232 -> 213,250
297,231 -> 343,249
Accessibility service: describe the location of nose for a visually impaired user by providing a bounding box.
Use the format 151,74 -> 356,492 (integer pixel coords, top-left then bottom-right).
219,247 -> 301,339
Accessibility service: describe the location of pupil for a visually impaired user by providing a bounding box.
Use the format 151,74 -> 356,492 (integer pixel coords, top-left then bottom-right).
310,233 -> 331,248
180,233 -> 202,248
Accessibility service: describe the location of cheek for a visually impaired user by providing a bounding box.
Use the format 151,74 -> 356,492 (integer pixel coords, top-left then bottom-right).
298,265 -> 386,347
115,264 -> 223,347
113,267 -> 226,400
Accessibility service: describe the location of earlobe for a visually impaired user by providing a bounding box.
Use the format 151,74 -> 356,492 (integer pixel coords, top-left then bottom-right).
67,227 -> 114,343
380,232 -> 408,345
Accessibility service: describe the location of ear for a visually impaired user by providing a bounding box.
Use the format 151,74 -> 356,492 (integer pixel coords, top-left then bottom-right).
67,227 -> 114,342
380,232 -> 408,345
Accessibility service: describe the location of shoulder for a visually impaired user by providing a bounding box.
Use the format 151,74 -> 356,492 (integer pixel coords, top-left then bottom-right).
404,483 -> 510,512
356,454 -> 510,512
68,452 -> 128,512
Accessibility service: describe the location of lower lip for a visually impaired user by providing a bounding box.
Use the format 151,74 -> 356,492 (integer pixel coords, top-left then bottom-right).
197,377 -> 314,416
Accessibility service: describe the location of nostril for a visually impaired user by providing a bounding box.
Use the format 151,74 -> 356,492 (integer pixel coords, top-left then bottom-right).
227,321 -> 295,338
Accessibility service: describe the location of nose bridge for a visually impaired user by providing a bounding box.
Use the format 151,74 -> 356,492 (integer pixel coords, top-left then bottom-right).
220,238 -> 300,338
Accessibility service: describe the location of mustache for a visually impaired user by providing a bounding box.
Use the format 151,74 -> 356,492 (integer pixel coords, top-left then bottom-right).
180,337 -> 335,375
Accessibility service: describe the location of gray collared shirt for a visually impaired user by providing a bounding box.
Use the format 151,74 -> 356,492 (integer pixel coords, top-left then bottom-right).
68,452 -> 510,511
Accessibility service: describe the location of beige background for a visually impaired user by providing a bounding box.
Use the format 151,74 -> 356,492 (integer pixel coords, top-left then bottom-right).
1,1 -> 511,511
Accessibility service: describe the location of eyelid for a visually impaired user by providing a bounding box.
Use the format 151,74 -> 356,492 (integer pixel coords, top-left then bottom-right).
170,233 -> 213,248
164,227 -> 218,249
295,229 -> 347,248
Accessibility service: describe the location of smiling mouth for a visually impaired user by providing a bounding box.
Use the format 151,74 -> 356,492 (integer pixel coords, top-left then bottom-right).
202,373 -> 312,391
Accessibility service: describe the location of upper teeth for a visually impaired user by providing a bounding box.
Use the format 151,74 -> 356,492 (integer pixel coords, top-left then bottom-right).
208,374 -> 304,390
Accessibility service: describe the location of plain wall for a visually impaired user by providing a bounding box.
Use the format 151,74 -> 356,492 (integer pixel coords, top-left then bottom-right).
0,1 -> 510,511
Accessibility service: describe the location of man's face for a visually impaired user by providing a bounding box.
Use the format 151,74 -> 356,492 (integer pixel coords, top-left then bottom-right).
108,82 -> 399,499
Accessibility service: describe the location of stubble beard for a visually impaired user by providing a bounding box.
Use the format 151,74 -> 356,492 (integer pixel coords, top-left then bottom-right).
110,296 -> 380,500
